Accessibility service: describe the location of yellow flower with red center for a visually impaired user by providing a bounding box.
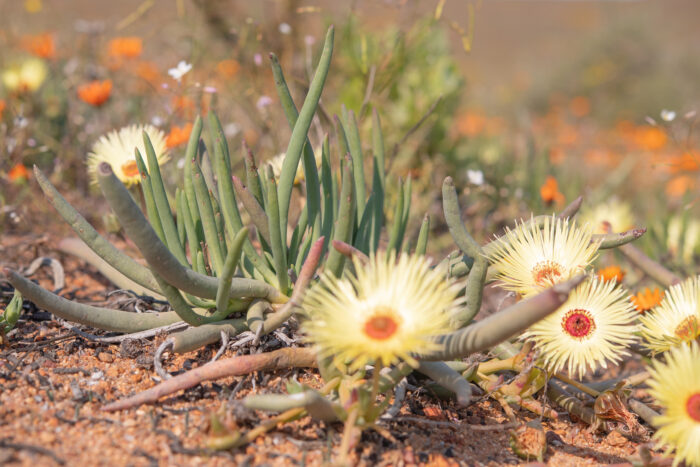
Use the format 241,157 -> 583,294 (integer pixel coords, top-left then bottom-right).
597,265 -> 625,284
640,276 -> 700,355
165,123 -> 193,149
77,80 -> 112,107
646,342 -> 700,467
631,287 -> 664,314
301,251 -> 463,371
487,216 -> 599,297
540,176 -> 564,205
107,37 -> 142,59
87,124 -> 168,187
521,278 -> 638,378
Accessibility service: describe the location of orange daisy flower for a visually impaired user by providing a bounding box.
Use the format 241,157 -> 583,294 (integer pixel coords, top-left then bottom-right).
77,80 -> 112,107
8,163 -> 30,182
631,287 -> 664,314
540,176 -> 564,205
165,123 -> 193,149
597,265 -> 625,284
107,37 -> 142,59
21,33 -> 55,59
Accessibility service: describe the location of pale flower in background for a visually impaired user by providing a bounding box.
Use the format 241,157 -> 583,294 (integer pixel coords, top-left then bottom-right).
661,109 -> 677,122
466,169 -> 484,186
279,22 -> 292,35
168,60 -> 192,81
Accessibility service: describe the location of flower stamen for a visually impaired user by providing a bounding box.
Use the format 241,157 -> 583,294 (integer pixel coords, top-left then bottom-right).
562,308 -> 596,339
363,308 -> 400,341
532,260 -> 564,287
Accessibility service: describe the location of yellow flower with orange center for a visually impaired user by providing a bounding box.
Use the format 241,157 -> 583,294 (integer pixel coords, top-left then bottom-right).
631,287 -> 664,314
87,124 -> 168,187
646,342 -> 700,467
579,199 -> 635,235
77,80 -> 112,107
521,278 -> 638,378
487,216 -> 599,297
301,251 -> 463,371
597,265 -> 625,284
640,276 -> 700,355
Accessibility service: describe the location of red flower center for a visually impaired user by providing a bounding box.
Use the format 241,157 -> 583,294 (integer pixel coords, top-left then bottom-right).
532,260 -> 564,287
674,316 -> 700,341
562,308 -> 596,339
121,160 -> 139,178
363,308 -> 400,341
686,393 -> 700,422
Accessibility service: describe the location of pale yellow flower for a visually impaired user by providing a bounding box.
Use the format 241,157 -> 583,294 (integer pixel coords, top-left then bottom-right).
647,342 -> 700,467
487,216 -> 599,297
521,277 -> 638,378
87,124 -> 168,187
302,251 -> 463,371
640,276 -> 700,354
579,199 -> 635,235
1,58 -> 47,93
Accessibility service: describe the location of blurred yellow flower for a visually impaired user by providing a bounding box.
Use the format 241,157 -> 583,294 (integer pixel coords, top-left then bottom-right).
1,58 -> 48,93
647,342 -> 700,467
640,276 -> 700,355
579,199 -> 635,235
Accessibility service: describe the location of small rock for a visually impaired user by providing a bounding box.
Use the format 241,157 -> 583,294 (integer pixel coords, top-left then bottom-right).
98,353 -> 114,363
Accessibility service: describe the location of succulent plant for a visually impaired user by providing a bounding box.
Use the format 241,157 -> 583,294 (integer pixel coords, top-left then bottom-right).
4,25 -> 655,460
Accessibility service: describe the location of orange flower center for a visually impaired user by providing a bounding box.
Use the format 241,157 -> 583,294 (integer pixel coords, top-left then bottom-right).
532,260 -> 564,287
674,316 -> 700,341
686,393 -> 700,422
363,308 -> 400,341
121,160 -> 139,178
562,308 -> 596,339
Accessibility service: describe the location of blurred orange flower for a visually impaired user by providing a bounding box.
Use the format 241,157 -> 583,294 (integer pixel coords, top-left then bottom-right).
569,96 -> 590,118
540,176 -> 564,205
631,287 -> 664,314
165,123 -> 193,149
172,95 -> 195,117
135,61 -> 161,87
667,152 -> 700,174
216,59 -> 240,79
556,125 -> 579,146
22,33 -> 55,59
666,175 -> 695,198
597,265 -> 625,284
457,111 -> 487,137
0,99 -> 6,118
77,80 -> 112,107
108,37 -> 142,59
548,146 -> 565,165
8,163 -> 30,182
634,126 -> 667,151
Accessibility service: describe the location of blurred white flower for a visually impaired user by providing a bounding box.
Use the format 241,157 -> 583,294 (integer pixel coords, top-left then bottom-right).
279,23 -> 292,35
254,53 -> 263,66
256,95 -> 273,110
224,122 -> 241,138
466,169 -> 484,186
168,61 -> 192,81
661,109 -> 676,122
